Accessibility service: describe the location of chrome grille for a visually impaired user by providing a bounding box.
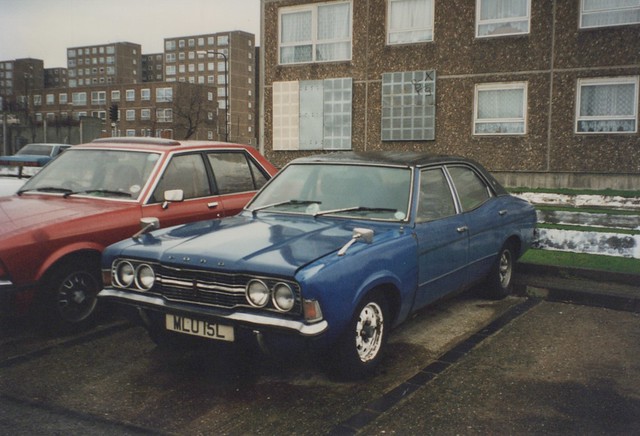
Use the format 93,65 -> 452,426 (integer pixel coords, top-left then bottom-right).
152,264 -> 302,314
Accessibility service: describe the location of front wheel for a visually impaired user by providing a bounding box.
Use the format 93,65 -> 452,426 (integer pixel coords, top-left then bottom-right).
42,259 -> 101,332
331,293 -> 389,380
483,242 -> 515,300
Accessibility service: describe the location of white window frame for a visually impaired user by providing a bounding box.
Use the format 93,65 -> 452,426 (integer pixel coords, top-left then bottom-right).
156,108 -> 173,123
156,87 -> 173,103
476,0 -> 531,37
387,0 -> 435,45
580,0 -> 640,29
71,92 -> 87,106
278,1 -> 352,65
575,76 -> 638,134
91,91 -> 106,105
125,89 -> 135,101
141,109 -> 151,120
473,82 -> 527,135
126,109 -> 135,121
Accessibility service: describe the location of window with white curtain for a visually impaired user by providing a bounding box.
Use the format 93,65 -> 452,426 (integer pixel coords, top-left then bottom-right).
580,0 -> 640,28
476,0 -> 530,37
273,78 -> 353,150
474,82 -> 527,135
279,1 -> 352,64
576,76 -> 638,133
387,0 -> 434,44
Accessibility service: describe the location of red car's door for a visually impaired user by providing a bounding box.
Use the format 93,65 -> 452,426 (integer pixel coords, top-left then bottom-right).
141,150 -> 271,229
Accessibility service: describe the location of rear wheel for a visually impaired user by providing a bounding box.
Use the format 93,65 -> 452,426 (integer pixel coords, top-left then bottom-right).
483,242 -> 515,300
331,292 -> 389,380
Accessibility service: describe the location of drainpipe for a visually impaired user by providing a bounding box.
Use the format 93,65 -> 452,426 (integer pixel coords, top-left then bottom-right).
259,0 -> 265,155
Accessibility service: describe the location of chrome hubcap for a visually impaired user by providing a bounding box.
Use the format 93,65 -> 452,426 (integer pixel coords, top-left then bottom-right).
499,250 -> 512,288
355,302 -> 384,362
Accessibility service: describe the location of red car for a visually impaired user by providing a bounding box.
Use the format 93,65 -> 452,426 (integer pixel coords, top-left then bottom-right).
0,137 -> 277,331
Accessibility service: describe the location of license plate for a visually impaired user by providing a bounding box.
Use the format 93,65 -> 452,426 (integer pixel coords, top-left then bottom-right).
165,314 -> 234,342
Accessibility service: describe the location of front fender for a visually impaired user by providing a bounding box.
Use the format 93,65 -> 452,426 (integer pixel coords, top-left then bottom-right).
296,231 -> 418,345
36,241 -> 105,282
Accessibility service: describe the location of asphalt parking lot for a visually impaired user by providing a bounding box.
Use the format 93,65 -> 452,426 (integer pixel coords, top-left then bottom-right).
1,266 -> 639,435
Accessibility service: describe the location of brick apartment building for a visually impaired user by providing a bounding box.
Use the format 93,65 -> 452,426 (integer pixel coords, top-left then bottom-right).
259,0 -> 640,189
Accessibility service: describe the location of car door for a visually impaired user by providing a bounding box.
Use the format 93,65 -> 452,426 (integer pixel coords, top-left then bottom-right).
412,167 -> 469,309
446,165 -> 501,284
142,152 -> 226,228
205,150 -> 271,215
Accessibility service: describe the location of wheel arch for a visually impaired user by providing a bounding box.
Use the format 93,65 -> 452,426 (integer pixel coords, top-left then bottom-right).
39,247 -> 103,285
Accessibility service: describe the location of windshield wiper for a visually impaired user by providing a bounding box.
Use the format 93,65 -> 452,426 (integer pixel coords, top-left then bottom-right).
63,189 -> 132,198
314,206 -> 397,217
17,186 -> 73,196
250,200 -> 321,216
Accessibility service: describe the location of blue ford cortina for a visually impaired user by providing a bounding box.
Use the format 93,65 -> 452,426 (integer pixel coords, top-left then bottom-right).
98,152 -> 536,378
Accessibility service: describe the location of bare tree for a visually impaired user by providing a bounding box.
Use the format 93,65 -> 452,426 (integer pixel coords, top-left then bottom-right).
172,83 -> 214,140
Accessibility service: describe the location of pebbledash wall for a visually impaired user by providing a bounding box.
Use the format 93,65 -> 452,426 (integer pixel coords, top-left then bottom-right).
260,0 -> 640,190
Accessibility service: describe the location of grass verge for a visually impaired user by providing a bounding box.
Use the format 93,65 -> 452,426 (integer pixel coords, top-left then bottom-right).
520,249 -> 640,275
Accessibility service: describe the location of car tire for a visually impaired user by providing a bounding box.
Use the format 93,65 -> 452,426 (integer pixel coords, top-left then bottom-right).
42,258 -> 101,332
483,242 -> 515,300
331,292 -> 389,380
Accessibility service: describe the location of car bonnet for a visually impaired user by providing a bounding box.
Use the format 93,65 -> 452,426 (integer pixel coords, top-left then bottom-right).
122,214 -> 378,277
0,194 -> 133,238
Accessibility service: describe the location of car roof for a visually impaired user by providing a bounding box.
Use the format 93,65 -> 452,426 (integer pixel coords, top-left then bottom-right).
77,137 -> 254,153
292,151 -> 477,168
290,151 -> 508,195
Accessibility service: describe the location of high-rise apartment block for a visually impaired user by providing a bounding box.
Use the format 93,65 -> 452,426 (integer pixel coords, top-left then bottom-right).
66,42 -> 142,88
163,31 -> 257,145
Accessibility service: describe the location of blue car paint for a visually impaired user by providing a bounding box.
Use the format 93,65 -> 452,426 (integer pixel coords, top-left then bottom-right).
99,153 -> 537,357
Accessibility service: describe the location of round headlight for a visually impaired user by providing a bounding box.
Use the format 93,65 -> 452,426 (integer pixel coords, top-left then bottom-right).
273,283 -> 295,312
246,279 -> 270,307
115,261 -> 135,288
135,264 -> 155,291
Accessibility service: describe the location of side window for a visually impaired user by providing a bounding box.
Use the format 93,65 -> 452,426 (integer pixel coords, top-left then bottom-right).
447,166 -> 492,211
152,154 -> 210,202
207,152 -> 269,195
417,168 -> 457,222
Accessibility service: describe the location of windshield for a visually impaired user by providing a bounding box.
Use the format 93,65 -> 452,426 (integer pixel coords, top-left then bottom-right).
19,148 -> 161,200
249,163 -> 412,221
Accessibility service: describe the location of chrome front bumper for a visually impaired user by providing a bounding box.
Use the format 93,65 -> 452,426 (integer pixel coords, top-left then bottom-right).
98,288 -> 328,337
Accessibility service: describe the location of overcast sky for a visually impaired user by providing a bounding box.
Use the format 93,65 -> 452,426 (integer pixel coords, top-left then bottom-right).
0,0 -> 261,68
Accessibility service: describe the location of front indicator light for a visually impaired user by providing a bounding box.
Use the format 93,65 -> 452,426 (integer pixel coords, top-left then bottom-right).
246,279 -> 269,307
303,299 -> 323,323
273,282 -> 294,312
135,264 -> 155,291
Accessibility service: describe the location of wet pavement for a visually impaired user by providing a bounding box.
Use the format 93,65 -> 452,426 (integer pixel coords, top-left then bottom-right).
341,300 -> 640,435
1,264 -> 639,435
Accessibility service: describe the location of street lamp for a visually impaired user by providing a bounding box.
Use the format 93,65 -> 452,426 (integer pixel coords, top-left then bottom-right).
198,50 -> 229,142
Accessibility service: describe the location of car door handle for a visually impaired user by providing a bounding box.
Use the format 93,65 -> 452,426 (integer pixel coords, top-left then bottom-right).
208,202 -> 219,208
499,209 -> 508,216
456,226 -> 468,233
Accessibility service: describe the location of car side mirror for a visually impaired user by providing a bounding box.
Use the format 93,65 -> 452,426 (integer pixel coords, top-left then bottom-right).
338,228 -> 374,256
162,189 -> 184,209
132,217 -> 160,241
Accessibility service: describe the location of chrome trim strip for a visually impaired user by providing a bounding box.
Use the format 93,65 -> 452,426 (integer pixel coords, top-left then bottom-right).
98,288 -> 327,336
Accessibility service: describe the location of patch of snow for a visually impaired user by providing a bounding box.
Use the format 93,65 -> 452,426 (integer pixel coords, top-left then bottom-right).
535,228 -> 639,259
515,193 -> 640,210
